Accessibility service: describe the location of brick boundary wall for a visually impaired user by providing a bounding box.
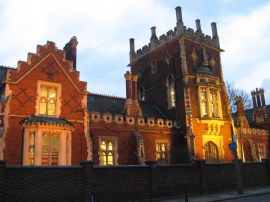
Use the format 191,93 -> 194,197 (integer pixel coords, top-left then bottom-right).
1,159 -> 270,201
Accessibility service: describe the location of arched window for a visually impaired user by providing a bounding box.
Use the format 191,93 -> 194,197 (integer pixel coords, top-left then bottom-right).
166,74 -> 176,109
139,86 -> 145,101
204,141 -> 219,162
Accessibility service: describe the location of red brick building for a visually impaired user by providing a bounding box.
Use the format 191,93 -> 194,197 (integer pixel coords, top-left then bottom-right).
0,6 -> 268,165
233,89 -> 270,162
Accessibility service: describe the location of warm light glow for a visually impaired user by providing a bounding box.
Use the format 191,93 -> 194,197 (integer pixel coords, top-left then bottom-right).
39,85 -> 57,116
156,142 -> 168,164
100,140 -> 115,165
42,133 -> 59,165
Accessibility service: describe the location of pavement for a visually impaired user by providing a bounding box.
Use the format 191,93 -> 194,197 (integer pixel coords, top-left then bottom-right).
155,186 -> 270,202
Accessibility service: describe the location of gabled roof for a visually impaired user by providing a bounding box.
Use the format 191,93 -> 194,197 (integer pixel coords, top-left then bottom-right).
88,93 -> 168,119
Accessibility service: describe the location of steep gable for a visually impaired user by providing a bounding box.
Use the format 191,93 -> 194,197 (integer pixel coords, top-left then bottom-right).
7,41 -> 87,93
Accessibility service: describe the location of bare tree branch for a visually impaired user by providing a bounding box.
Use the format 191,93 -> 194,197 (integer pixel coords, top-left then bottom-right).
225,81 -> 253,113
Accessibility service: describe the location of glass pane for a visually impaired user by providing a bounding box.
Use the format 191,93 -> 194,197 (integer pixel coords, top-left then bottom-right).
39,102 -> 47,115
40,86 -> 47,97
101,141 -> 106,150
42,133 -> 49,145
42,146 -> 49,165
108,141 -> 113,151
101,152 -> 107,165
50,134 -> 60,146
50,147 -> 59,165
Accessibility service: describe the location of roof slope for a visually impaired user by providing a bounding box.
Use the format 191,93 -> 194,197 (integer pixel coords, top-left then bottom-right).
88,93 -> 167,119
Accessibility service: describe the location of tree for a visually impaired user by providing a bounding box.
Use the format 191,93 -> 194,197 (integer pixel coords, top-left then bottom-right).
225,81 -> 253,113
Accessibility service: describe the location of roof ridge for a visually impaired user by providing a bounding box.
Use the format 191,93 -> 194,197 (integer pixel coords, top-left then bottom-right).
0,65 -> 16,69
89,92 -> 125,99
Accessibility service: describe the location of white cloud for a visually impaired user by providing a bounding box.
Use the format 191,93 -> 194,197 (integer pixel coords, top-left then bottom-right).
0,0 -> 269,100
219,2 -> 270,103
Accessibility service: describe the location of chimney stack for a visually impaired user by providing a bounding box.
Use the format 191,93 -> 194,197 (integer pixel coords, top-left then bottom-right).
211,22 -> 220,48
129,38 -> 135,63
195,19 -> 202,32
64,36 -> 78,70
175,6 -> 183,25
175,6 -> 184,34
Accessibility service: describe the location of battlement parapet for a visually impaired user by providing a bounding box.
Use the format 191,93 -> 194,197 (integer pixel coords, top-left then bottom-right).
129,6 -> 220,63
239,127 -> 269,136
90,111 -> 178,129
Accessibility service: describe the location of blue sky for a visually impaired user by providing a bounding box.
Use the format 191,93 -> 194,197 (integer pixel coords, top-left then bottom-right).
0,0 -> 270,103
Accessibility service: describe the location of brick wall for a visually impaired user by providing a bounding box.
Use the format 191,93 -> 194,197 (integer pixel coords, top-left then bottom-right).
1,159 -> 270,202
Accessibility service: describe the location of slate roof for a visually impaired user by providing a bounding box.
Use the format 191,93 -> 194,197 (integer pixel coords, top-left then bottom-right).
232,105 -> 270,125
21,115 -> 72,126
88,93 -> 168,119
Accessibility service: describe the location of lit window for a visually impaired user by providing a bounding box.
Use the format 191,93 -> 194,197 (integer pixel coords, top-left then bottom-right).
41,132 -> 60,165
210,90 -> 219,117
39,85 -> 57,116
139,86 -> 145,101
100,140 -> 115,165
156,142 -> 169,164
201,88 -> 208,116
29,132 -> 35,166
258,145 -> 266,161
167,75 -> 176,108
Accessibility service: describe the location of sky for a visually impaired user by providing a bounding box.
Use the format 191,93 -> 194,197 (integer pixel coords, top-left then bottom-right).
0,0 -> 270,103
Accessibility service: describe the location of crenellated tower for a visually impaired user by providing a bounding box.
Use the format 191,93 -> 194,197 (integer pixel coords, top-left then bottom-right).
128,6 -> 232,163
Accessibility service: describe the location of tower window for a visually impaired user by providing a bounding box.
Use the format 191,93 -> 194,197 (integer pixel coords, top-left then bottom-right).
166,75 -> 176,109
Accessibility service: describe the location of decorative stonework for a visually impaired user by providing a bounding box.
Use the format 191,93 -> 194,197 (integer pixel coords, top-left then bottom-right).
147,118 -> 155,126
115,114 -> 123,124
191,49 -> 198,66
126,115 -> 135,125
157,119 -> 164,127
103,113 -> 112,123
137,117 -> 145,126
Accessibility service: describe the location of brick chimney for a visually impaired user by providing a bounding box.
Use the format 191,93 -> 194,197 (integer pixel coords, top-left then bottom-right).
211,22 -> 220,48
235,96 -> 249,128
175,6 -> 184,34
132,75 -> 142,116
123,72 -> 142,116
64,36 -> 78,70
150,27 -> 158,49
251,88 -> 267,122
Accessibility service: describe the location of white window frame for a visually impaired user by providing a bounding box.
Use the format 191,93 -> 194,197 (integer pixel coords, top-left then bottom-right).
23,128 -> 72,166
198,86 -> 222,119
36,81 -> 62,117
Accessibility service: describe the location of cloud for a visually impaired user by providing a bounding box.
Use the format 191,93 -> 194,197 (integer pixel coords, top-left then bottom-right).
219,2 -> 270,103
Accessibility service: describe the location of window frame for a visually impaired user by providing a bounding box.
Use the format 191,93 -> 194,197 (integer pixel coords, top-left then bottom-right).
156,140 -> 170,164
198,85 -> 222,119
99,137 -> 118,166
166,74 -> 176,109
36,81 -> 62,117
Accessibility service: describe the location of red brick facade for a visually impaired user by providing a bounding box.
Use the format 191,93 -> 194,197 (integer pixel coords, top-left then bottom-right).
0,6 -> 268,166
